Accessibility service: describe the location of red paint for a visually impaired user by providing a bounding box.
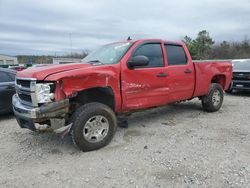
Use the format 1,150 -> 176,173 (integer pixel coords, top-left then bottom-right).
16,39 -> 232,113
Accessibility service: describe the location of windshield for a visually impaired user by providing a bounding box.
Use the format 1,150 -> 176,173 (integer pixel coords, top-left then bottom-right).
233,60 -> 250,70
82,42 -> 133,65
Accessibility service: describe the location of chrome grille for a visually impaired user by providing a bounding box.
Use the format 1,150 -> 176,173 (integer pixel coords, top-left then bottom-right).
233,72 -> 250,81
16,79 -> 31,89
15,77 -> 38,107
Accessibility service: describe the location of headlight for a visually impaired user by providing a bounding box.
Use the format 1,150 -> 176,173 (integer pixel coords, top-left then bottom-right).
35,83 -> 54,103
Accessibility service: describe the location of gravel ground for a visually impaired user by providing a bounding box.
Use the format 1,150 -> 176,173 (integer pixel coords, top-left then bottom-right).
0,92 -> 250,188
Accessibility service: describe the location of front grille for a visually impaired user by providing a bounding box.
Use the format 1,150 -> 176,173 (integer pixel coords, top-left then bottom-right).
18,93 -> 32,102
233,72 -> 250,81
15,78 -> 37,106
232,80 -> 250,89
16,79 -> 31,88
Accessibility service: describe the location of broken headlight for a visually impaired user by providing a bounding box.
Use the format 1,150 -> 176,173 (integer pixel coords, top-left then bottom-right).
35,83 -> 55,103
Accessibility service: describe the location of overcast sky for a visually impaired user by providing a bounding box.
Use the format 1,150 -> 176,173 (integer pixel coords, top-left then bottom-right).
0,0 -> 250,55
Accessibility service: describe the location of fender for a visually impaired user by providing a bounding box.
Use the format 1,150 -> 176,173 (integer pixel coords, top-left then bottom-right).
44,64 -> 122,112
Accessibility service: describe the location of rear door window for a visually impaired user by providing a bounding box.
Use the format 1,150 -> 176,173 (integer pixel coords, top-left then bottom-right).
165,45 -> 187,66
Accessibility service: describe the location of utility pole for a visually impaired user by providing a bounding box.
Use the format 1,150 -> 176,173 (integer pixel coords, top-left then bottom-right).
69,33 -> 73,58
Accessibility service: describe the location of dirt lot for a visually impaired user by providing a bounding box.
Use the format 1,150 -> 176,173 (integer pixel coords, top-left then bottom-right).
0,92 -> 250,188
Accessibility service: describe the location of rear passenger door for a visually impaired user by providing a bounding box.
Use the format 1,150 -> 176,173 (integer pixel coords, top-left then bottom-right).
164,44 -> 195,101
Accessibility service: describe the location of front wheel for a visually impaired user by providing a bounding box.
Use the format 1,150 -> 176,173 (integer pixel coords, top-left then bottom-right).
70,102 -> 117,151
201,83 -> 224,112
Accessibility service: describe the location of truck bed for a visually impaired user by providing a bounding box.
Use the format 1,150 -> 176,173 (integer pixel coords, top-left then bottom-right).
193,60 -> 232,97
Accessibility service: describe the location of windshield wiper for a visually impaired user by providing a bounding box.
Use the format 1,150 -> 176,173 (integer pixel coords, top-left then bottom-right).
87,60 -> 104,66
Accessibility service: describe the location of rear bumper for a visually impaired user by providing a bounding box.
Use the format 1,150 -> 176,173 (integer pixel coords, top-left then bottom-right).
12,94 -> 69,131
231,80 -> 250,90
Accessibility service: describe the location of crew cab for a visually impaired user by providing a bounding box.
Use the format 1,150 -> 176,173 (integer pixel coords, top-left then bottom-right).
13,39 -> 232,151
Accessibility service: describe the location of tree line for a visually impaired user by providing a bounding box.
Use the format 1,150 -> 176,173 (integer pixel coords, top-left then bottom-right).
183,30 -> 250,60
17,30 -> 250,64
17,51 -> 88,65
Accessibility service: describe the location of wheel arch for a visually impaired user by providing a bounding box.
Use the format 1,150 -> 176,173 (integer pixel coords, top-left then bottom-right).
71,86 -> 115,111
211,74 -> 226,89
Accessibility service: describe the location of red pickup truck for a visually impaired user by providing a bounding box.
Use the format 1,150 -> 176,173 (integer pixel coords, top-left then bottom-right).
13,39 -> 232,151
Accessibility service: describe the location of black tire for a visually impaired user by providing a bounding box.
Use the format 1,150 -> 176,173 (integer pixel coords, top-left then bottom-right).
225,83 -> 233,93
201,83 -> 224,112
117,116 -> 128,128
225,89 -> 233,94
70,102 -> 117,151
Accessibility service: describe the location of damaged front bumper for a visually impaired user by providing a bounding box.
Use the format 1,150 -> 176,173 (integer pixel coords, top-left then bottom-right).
12,94 -> 69,131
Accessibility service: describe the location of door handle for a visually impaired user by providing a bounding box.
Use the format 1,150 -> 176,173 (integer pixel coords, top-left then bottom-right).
184,69 -> 192,74
156,73 -> 168,77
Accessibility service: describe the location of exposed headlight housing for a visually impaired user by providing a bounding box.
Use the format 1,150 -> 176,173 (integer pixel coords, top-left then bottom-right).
35,83 -> 55,103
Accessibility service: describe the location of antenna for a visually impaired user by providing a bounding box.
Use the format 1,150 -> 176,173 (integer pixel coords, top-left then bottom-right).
127,36 -> 132,41
69,33 -> 72,57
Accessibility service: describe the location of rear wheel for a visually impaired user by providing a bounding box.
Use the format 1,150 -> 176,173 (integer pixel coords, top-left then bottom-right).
201,83 -> 224,112
70,102 -> 117,151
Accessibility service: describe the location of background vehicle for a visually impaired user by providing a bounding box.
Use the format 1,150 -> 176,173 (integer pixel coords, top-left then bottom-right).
227,59 -> 250,92
28,64 -> 49,68
12,39 -> 232,151
9,66 -> 26,71
0,68 -> 16,114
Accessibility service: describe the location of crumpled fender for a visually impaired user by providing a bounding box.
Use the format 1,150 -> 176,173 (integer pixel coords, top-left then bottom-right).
44,64 -> 122,112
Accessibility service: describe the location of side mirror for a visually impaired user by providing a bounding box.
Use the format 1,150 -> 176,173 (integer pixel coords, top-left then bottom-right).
127,55 -> 149,69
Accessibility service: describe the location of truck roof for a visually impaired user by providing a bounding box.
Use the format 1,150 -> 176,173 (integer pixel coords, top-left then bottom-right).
114,39 -> 184,46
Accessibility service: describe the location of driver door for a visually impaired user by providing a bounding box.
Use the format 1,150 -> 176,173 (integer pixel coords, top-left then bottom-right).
121,42 -> 170,111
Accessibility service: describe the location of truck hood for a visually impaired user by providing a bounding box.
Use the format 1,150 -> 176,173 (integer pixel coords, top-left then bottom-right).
16,63 -> 92,80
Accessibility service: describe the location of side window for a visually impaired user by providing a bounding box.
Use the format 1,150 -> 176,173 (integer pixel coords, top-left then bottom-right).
165,45 -> 187,66
6,73 -> 15,81
0,72 -> 12,83
133,43 -> 164,67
